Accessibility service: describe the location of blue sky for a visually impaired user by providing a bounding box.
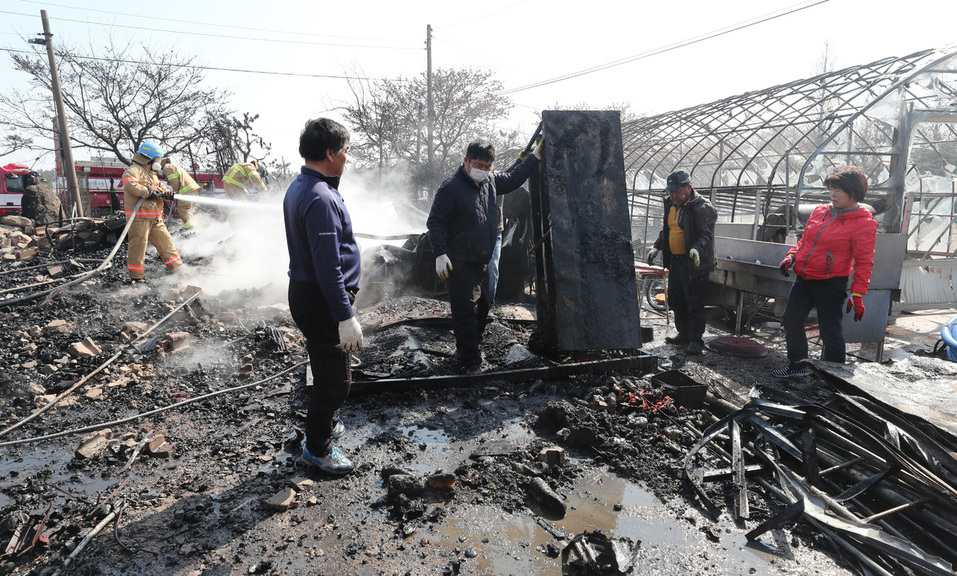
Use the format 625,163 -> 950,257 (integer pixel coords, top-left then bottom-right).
1,0 -> 955,169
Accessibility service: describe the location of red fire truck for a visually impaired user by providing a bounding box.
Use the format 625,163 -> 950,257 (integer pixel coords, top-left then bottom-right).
0,163 -> 31,216
73,158 -> 225,216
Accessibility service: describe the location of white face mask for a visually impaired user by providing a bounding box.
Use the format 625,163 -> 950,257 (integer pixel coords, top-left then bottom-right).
152,161 -> 162,173
468,167 -> 489,182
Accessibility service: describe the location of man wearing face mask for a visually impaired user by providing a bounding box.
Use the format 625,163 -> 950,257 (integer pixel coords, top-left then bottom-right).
121,140 -> 181,282
427,140 -> 540,373
647,170 -> 717,355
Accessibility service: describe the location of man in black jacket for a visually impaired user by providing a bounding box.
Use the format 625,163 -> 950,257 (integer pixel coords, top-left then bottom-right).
427,140 -> 539,372
648,170 -> 717,355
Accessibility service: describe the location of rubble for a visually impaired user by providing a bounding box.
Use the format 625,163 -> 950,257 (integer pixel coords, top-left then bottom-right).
43,319 -> 74,335
686,392 -> 957,575
34,393 -> 76,408
504,343 -> 535,365
537,446 -> 567,467
0,215 -> 34,230
46,263 -> 66,278
385,471 -> 457,499
68,337 -> 102,358
0,250 -> 951,576
264,488 -> 297,511
145,434 -> 175,458
159,331 -> 191,354
524,476 -> 567,519
561,531 -> 639,576
74,429 -> 112,459
120,321 -> 149,341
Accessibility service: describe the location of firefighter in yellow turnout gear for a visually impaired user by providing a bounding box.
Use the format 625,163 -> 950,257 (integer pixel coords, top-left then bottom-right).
160,159 -> 202,229
223,159 -> 267,200
121,140 -> 182,281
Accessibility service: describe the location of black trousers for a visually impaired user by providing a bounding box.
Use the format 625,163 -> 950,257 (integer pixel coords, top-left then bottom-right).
288,280 -> 352,455
783,276 -> 848,364
668,256 -> 708,343
447,261 -> 490,365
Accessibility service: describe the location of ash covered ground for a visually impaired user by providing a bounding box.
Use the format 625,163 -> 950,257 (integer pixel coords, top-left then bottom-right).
3,230 -> 948,576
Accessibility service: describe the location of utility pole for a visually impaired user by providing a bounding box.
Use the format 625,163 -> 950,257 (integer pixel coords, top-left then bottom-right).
425,24 -> 434,182
31,10 -> 83,217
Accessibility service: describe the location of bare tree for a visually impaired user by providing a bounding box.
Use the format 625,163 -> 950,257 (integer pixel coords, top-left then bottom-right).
202,111 -> 271,174
0,131 -> 31,157
341,78 -> 400,171
343,68 -> 512,190
0,41 -> 228,165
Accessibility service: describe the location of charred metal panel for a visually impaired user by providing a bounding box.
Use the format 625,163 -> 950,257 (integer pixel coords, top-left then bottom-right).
533,110 -> 642,352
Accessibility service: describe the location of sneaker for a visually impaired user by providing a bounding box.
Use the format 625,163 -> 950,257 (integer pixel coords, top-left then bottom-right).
687,341 -> 704,356
332,419 -> 345,439
665,336 -> 689,346
770,363 -> 812,379
301,441 -> 354,476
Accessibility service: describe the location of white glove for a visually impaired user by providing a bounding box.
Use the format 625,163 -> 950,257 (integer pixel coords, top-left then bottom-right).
337,316 -> 363,354
531,138 -> 543,159
689,248 -> 701,268
435,254 -> 453,281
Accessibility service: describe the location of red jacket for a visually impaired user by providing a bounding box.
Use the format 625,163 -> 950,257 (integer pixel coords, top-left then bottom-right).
786,205 -> 877,295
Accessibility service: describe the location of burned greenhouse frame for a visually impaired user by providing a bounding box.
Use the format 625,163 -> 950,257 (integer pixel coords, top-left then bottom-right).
622,48 -> 957,347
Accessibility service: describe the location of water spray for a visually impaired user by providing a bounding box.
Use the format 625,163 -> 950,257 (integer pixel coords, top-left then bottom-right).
173,193 -> 280,212
173,193 -> 419,240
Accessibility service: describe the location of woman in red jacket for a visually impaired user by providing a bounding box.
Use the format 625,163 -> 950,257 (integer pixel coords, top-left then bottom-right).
772,166 -> 878,378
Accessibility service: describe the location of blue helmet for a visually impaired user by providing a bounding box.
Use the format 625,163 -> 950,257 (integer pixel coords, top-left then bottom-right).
136,140 -> 166,160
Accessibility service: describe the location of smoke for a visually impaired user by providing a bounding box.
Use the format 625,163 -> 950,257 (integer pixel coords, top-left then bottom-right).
158,164 -> 427,308
341,165 -> 427,236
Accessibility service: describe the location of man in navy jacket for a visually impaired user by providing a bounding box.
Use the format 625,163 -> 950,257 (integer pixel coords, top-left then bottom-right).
283,118 -> 362,475
427,140 -> 539,372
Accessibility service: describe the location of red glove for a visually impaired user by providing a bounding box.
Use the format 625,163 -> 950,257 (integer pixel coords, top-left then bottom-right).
846,293 -> 865,321
778,255 -> 793,277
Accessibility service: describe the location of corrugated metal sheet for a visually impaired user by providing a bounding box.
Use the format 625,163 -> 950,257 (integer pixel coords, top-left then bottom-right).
900,259 -> 957,307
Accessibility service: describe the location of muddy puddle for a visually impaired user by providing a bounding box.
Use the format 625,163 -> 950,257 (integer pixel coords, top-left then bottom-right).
0,443 -> 139,509
351,415 -> 847,576
431,469 -> 842,575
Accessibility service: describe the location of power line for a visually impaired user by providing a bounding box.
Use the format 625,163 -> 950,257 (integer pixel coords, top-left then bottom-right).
0,9 -> 420,50
0,47 -> 402,82
11,0 -> 409,43
501,0 -> 831,95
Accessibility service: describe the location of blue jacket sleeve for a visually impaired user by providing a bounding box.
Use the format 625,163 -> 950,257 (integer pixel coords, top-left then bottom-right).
494,155 -> 539,195
426,183 -> 453,257
303,192 -> 354,321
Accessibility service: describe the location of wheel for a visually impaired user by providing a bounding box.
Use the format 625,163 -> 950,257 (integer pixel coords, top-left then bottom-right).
643,277 -> 667,312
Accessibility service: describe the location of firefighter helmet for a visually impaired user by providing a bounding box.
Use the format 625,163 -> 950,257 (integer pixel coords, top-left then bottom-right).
136,140 -> 166,160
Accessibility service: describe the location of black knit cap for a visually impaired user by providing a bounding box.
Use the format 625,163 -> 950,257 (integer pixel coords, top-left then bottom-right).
666,170 -> 692,191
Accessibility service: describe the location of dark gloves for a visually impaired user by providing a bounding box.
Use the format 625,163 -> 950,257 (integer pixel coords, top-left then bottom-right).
647,249 -> 659,265
846,294 -> 865,321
